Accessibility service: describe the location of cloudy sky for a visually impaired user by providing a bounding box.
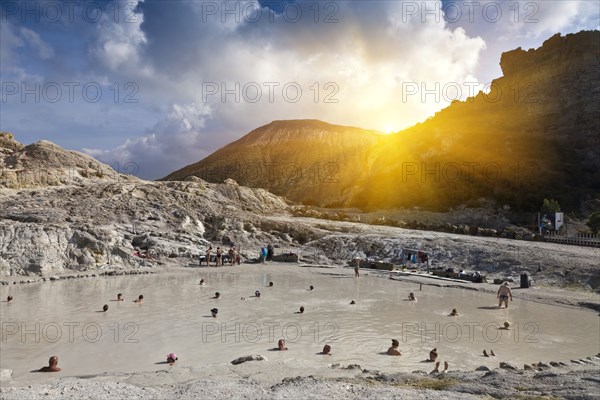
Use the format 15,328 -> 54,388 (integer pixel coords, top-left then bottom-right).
1,0 -> 598,179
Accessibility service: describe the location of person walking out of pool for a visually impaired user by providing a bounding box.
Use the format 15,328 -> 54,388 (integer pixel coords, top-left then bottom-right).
205,246 -> 212,267
497,282 -> 513,308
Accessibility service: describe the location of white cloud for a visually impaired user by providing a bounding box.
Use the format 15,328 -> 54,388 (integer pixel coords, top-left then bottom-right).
91,0 -> 147,72
83,102 -> 213,179
19,27 -> 54,59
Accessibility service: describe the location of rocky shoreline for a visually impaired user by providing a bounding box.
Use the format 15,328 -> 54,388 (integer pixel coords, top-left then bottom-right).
2,352 -> 599,400
0,268 -> 158,286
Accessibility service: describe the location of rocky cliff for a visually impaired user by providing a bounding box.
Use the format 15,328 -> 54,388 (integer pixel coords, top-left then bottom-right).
0,136 -> 290,277
165,31 -> 600,213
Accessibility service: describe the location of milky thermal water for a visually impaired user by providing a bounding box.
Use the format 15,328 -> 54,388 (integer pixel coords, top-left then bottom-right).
1,264 -> 598,382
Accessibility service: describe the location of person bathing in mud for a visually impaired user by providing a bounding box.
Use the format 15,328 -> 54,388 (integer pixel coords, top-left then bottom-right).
167,353 -> 178,365
39,356 -> 61,372
428,348 -> 438,362
497,282 -> 513,308
387,339 -> 401,356
277,339 -> 288,351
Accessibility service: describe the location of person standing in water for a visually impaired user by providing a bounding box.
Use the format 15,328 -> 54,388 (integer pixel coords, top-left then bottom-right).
497,282 -> 513,308
353,258 -> 360,278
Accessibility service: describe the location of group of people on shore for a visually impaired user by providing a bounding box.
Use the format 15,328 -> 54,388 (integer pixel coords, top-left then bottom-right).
203,245 -> 241,267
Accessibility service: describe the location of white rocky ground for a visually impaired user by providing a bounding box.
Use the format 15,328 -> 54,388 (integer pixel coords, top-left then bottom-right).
2,354 -> 600,400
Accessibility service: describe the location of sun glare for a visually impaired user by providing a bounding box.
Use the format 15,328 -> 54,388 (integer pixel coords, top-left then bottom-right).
382,124 -> 398,134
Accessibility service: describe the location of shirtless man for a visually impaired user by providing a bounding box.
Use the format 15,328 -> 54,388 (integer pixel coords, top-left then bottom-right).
353,258 -> 360,278
117,293 -> 124,301
497,282 -> 513,308
39,356 -> 61,372
387,339 -> 401,356
133,295 -> 144,303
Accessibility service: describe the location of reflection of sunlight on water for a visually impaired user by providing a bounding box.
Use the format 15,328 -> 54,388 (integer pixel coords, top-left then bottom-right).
1,265 -> 599,381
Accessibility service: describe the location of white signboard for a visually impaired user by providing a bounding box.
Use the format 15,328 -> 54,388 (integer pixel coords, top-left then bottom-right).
554,212 -> 564,231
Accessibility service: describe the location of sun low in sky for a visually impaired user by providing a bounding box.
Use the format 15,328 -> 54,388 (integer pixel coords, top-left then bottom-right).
1,0 -> 598,179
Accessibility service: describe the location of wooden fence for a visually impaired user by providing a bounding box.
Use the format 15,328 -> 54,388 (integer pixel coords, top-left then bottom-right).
543,231 -> 600,248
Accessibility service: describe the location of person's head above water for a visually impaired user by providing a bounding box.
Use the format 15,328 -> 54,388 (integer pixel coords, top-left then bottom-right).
504,321 -> 511,329
255,290 -> 261,297
134,295 -> 144,303
199,279 -> 204,285
450,308 -> 458,315
350,300 -> 356,305
211,308 -> 218,317
214,292 -> 220,298
309,285 -> 314,291
167,353 -> 178,363
7,295 -> 13,302
322,345 -> 332,355
299,306 -> 305,313
391,339 -> 399,348
39,355 -> 61,372
117,293 -> 123,300
103,304 -> 108,312
278,339 -> 287,350
269,282 -> 273,287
